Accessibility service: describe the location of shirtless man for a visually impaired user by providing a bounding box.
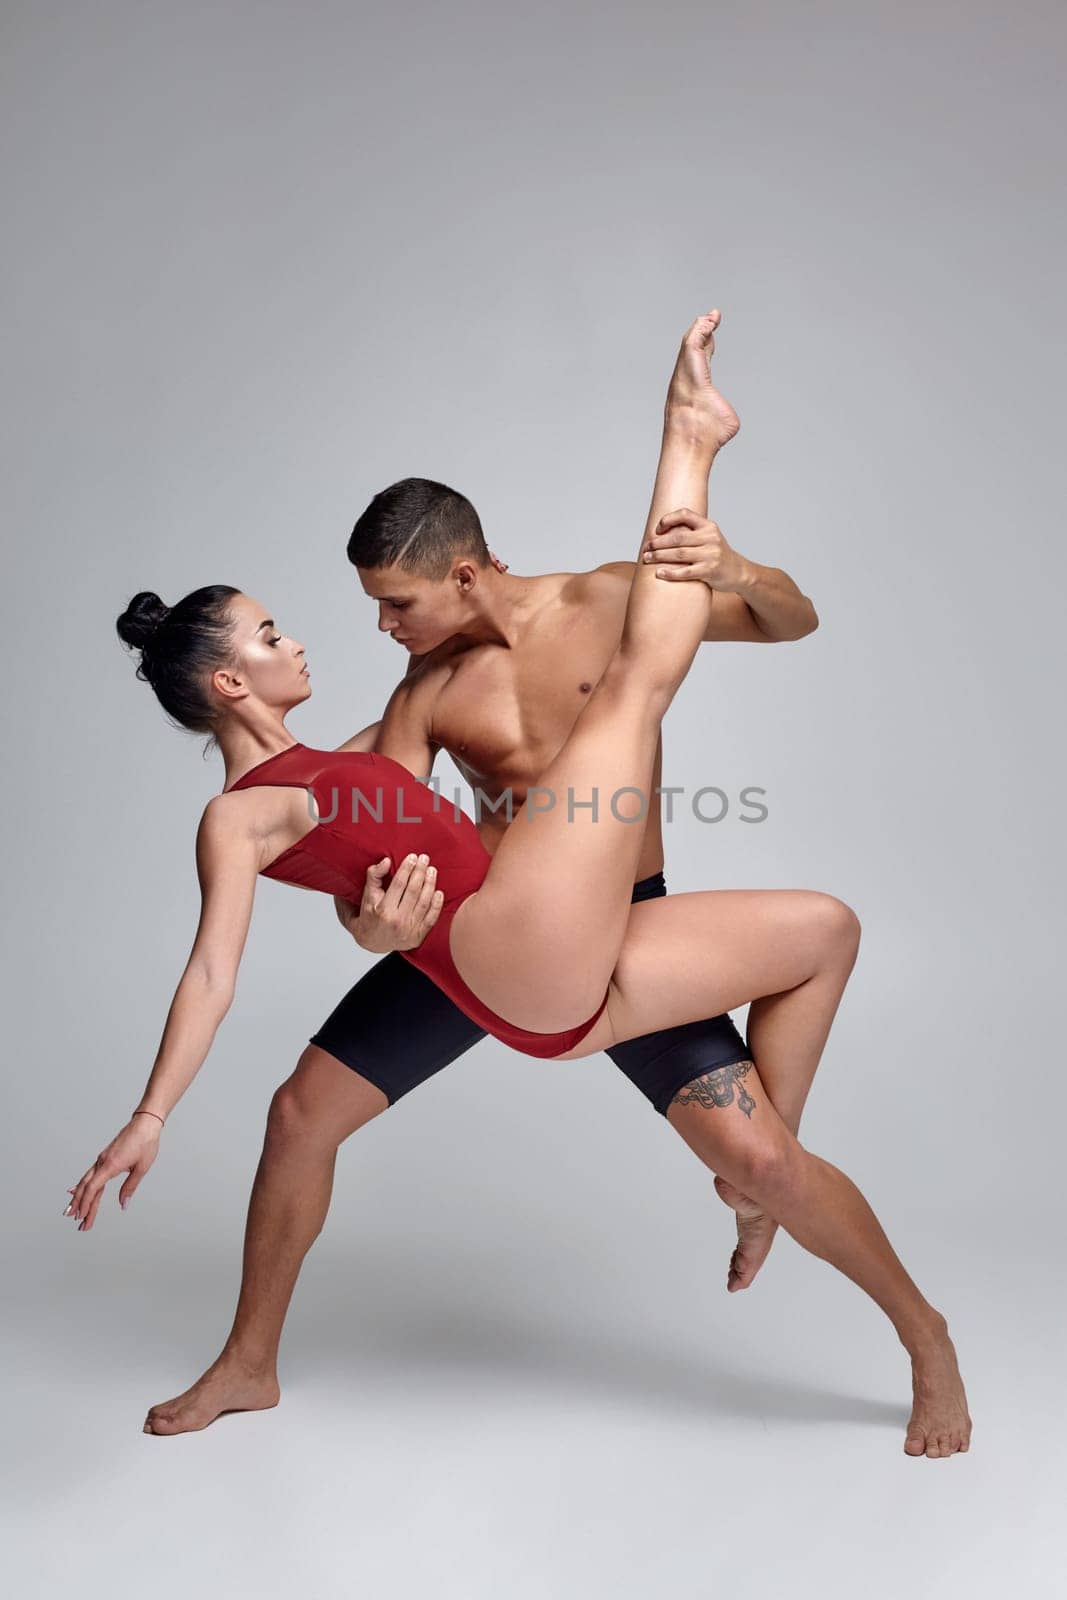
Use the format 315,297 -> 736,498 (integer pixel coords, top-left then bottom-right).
143,317 -> 970,1457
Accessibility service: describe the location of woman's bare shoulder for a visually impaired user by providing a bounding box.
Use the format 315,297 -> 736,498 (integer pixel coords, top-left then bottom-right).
197,791 -> 273,860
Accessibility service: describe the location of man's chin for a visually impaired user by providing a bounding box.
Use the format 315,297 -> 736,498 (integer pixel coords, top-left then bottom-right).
399,633 -> 447,656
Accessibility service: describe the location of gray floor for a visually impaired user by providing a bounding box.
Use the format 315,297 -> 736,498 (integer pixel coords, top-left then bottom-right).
10,1198 -> 1060,1598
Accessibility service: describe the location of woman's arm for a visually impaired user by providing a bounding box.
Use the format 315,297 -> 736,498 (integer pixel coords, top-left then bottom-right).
334,719 -> 382,754
134,797 -> 260,1116
65,799 -> 259,1232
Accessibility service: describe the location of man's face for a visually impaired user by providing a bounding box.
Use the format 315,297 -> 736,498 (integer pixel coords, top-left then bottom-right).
356,562 -> 473,655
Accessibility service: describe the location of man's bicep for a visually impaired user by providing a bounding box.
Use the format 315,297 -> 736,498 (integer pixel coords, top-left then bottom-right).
374,680 -> 440,778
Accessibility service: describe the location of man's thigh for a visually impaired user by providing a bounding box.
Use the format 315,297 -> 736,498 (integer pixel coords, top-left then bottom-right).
605,871 -> 751,1117
606,1011 -> 752,1117
308,952 -> 488,1107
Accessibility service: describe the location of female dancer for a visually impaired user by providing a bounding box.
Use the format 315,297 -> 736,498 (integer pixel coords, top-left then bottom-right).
67,314 -> 970,1455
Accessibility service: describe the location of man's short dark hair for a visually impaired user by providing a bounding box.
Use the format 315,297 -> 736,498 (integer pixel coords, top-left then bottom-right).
347,477 -> 490,580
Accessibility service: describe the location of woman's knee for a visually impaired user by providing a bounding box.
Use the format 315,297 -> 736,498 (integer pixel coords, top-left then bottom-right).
805,893 -> 862,967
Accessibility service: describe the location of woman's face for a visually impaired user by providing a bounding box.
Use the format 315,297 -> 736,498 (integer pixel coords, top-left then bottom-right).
222,592 -> 312,713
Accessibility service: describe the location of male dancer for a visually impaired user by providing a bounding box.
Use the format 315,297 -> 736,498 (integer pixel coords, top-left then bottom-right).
144,317 -> 970,1456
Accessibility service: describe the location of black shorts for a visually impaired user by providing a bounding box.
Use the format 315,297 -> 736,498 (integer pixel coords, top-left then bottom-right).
309,871 -> 751,1116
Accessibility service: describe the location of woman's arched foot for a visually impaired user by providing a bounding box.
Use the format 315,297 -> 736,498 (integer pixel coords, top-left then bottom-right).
665,310 -> 741,451
903,1317 -> 973,1458
714,1175 -> 779,1291
143,1351 -> 280,1435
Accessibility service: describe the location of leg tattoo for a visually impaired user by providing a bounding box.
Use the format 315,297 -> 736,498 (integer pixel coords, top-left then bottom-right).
671,1060 -> 756,1117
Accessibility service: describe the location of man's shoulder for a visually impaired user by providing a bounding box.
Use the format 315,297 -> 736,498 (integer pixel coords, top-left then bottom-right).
392,647 -> 455,699
560,560 -> 636,606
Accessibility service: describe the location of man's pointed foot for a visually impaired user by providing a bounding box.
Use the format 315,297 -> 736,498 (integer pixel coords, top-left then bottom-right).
714,1175 -> 779,1291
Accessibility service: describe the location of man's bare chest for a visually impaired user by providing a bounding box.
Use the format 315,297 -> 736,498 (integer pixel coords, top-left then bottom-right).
430,623 -> 616,789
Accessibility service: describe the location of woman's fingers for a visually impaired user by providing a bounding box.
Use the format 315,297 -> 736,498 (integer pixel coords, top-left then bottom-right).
67,1164 -> 98,1219
76,1162 -> 113,1230
118,1164 -> 148,1211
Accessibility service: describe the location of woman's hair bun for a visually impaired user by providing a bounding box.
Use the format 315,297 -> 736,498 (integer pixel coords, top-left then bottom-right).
116,591 -> 171,651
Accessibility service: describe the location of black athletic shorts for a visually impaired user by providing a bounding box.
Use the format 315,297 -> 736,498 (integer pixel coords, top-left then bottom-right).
309,870 -> 751,1116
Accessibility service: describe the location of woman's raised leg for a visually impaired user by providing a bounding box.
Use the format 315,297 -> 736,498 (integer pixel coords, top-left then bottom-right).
451,311 -> 733,1031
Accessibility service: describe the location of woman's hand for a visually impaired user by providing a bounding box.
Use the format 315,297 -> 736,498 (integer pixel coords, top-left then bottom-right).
641,509 -> 750,593
64,1115 -> 162,1232
334,853 -> 444,954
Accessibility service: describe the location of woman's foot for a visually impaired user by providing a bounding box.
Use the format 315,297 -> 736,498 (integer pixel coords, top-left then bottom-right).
665,309 -> 741,451
903,1317 -> 973,1458
714,1175 -> 779,1290
143,1349 -> 280,1435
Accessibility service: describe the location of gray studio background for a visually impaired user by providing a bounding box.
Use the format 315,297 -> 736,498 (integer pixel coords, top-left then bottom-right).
3,2 -> 1063,1596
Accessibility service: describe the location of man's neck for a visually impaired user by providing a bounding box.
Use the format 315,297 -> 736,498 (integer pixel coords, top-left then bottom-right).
450,566 -> 555,651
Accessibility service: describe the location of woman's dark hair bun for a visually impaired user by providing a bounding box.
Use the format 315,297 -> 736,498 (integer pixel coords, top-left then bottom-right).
116,591 -> 171,651
115,582 -> 241,737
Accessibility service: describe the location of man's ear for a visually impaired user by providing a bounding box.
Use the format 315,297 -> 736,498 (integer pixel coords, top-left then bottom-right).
453,560 -> 480,594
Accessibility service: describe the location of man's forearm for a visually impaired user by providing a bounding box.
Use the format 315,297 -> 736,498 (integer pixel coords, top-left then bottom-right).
731,559 -> 819,640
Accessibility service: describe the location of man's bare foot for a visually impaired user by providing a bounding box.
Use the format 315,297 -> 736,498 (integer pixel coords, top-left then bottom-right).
143,1349 -> 280,1436
665,310 -> 741,451
903,1318 -> 973,1459
714,1175 -> 779,1291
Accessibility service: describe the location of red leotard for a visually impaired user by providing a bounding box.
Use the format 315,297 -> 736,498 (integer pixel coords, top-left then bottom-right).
228,742 -> 608,1058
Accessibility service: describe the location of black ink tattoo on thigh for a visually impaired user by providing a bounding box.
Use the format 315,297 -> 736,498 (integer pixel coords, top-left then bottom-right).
670,1060 -> 756,1117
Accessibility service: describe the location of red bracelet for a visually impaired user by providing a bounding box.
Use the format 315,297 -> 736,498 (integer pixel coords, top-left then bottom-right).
133,1109 -> 165,1126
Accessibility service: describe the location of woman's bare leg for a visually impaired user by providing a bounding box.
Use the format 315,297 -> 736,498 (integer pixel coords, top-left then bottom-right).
450,313 -> 728,1030
558,890 -> 971,1458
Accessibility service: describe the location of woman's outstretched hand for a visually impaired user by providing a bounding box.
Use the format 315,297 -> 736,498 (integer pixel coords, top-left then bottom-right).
334,853 -> 444,954
64,1116 -> 162,1232
641,509 -> 750,593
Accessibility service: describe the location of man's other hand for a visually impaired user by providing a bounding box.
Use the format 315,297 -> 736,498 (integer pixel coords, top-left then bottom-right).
334,854 -> 444,954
